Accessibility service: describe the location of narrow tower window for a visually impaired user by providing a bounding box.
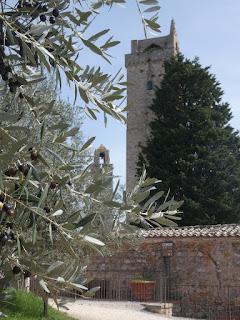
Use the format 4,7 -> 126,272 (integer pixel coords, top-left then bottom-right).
99,152 -> 105,164
147,80 -> 154,90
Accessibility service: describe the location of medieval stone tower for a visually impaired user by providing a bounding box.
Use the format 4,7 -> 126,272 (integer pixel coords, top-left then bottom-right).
92,144 -> 113,195
125,20 -> 180,191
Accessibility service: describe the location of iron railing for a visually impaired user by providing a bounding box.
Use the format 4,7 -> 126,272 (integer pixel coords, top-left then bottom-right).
86,271 -> 240,319
28,273 -> 240,319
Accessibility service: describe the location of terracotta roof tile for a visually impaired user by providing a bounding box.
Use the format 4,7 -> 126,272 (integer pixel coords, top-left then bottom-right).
140,224 -> 240,238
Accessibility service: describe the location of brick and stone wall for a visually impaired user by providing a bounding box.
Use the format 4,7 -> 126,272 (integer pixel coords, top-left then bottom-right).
86,225 -> 240,318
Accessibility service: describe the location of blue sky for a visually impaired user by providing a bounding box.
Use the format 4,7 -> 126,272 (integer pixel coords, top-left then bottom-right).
65,1 -> 240,185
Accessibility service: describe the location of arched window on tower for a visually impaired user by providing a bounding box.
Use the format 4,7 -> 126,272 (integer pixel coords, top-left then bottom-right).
94,144 -> 110,167
144,43 -> 161,52
147,80 -> 154,90
99,152 -> 105,165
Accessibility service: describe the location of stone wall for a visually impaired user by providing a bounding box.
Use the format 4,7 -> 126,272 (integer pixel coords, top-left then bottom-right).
87,236 -> 240,318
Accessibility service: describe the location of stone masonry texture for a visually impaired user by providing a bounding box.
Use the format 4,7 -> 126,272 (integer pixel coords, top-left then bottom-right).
125,20 -> 179,191
87,225 -> 240,318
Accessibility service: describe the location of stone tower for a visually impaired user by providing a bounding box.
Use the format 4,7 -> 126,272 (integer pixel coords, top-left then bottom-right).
125,20 -> 180,191
94,144 -> 111,167
92,144 -> 113,195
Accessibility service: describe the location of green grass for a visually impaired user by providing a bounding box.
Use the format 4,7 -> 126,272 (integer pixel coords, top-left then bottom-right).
1,290 -> 75,320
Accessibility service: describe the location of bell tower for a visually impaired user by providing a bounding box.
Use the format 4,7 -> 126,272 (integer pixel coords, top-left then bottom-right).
93,144 -> 113,195
125,20 -> 179,191
94,144 -> 111,166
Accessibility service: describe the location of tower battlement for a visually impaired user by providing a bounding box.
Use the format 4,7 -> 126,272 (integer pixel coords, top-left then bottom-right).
126,19 -> 179,68
130,35 -> 172,53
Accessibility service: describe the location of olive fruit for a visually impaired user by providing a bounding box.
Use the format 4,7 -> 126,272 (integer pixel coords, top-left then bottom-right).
0,194 -> 4,202
0,234 -> 8,246
50,181 -> 58,189
5,167 -> 18,177
44,206 -> 51,213
3,203 -> 12,212
30,150 -> 38,161
9,85 -> 17,94
8,79 -> 20,94
12,266 -> 21,274
49,16 -> 55,24
29,147 -> 38,160
0,202 -> 3,210
52,8 -> 59,17
40,14 -> 46,22
3,203 -> 14,216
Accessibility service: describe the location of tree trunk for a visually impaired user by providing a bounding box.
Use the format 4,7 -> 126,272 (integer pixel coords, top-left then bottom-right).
43,296 -> 48,318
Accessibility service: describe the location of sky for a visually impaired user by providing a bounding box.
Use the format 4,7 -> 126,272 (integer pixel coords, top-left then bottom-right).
64,0 -> 240,186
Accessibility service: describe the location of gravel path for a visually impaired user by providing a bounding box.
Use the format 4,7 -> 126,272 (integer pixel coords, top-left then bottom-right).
55,299 -> 199,320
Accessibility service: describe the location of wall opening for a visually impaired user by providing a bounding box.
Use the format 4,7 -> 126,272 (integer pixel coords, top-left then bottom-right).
147,80 -> 154,90
99,152 -> 105,164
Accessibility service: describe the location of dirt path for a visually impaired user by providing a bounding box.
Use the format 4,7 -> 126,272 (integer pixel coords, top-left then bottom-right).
55,300 -> 199,320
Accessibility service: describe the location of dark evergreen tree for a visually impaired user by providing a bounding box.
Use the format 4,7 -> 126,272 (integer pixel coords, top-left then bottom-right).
138,54 -> 240,226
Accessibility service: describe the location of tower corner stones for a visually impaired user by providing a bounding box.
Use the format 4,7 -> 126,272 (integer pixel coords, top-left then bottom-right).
125,20 -> 180,191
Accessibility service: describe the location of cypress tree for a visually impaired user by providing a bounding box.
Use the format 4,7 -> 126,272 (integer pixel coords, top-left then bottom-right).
138,54 -> 240,226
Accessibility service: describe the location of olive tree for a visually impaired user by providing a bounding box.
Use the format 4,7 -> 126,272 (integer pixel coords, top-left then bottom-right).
0,0 -> 181,315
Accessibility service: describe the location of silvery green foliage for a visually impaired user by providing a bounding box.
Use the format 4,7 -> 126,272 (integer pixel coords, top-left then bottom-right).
0,0 -> 181,301
0,0 -> 160,122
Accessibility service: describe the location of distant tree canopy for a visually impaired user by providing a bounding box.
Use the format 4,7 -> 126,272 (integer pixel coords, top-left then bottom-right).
138,54 -> 240,226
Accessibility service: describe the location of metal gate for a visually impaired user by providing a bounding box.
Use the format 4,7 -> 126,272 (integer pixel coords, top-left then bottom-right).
87,271 -> 240,319
28,272 -> 240,319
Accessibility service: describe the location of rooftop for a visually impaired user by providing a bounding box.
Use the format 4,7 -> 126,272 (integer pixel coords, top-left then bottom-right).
141,224 -> 240,238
